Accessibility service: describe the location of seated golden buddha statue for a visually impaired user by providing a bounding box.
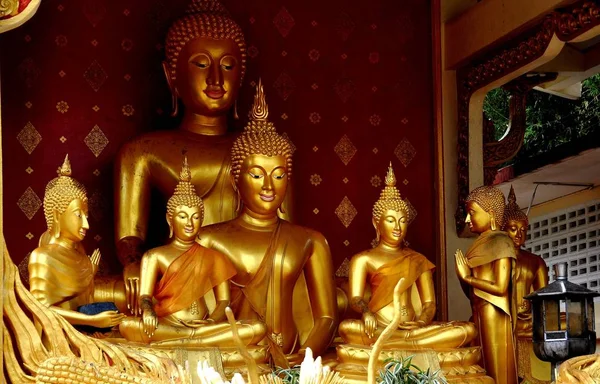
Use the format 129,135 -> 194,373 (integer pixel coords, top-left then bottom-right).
28,155 -> 126,330
119,157 -> 266,347
338,163 -> 477,348
455,185 -> 518,384
197,81 -> 338,365
114,0 -> 291,315
504,185 -> 550,383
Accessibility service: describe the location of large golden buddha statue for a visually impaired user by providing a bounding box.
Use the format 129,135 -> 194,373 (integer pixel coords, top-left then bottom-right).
119,157 -> 266,347
197,81 -> 338,364
338,163 -> 477,348
504,185 -> 548,337
28,155 -> 126,330
114,0 -> 290,314
455,185 -> 518,384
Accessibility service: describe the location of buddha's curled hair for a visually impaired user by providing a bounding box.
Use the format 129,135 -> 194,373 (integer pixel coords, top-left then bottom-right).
230,80 -> 293,183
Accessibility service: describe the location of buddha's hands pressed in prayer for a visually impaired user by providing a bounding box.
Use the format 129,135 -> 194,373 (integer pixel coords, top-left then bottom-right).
362,311 -> 378,338
455,249 -> 471,281
90,310 -> 126,329
89,248 -> 101,275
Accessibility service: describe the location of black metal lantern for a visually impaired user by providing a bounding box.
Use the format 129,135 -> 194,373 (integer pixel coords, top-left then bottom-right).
525,262 -> 599,380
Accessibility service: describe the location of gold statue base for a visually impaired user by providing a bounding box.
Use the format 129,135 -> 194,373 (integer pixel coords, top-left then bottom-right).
335,344 -> 494,384
516,337 -> 551,384
105,338 -> 270,382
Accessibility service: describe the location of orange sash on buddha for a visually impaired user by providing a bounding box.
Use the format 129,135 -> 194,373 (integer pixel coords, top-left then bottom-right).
368,249 -> 435,313
153,243 -> 236,318
465,230 -> 516,318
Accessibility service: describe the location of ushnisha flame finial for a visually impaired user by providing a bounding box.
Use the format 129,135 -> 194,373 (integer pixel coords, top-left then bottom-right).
180,155 -> 192,183
249,78 -> 268,121
58,154 -> 72,177
167,155 -> 203,219
503,184 -> 528,225
384,161 -> 397,188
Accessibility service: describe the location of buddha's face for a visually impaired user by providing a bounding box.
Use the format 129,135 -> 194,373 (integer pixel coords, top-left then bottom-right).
505,219 -> 528,248
375,209 -> 409,248
170,37 -> 242,116
238,154 -> 288,217
57,198 -> 89,242
465,201 -> 492,234
169,205 -> 202,242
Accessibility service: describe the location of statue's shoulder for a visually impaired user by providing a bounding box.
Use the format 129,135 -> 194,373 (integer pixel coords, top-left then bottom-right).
197,221 -> 236,242
29,245 -> 58,264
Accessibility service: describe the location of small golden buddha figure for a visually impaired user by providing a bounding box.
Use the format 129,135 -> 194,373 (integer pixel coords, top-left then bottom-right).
338,163 -> 477,348
114,0 -> 290,314
455,185 -> 518,384
504,185 -> 548,337
198,81 -> 338,364
28,155 -> 126,329
119,157 -> 266,346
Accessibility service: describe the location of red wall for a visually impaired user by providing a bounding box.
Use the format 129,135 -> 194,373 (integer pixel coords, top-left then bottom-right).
1,0 -> 434,278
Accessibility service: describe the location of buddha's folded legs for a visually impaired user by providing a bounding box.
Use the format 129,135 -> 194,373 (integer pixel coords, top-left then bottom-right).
119,317 -> 266,347
339,319 -> 477,349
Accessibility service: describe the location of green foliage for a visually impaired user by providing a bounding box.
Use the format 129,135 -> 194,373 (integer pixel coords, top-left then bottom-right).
271,365 -> 302,383
377,356 -> 447,384
483,73 -> 600,164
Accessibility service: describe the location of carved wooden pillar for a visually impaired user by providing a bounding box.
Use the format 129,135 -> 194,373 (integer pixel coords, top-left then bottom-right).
482,73 -> 558,186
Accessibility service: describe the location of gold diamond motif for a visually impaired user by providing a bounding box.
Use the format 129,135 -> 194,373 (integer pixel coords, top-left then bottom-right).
335,258 -> 350,277
93,169 -> 100,176
59,136 -> 67,143
313,208 -> 319,214
403,179 -> 409,185
372,147 -> 378,154
342,177 -> 349,184
25,167 -> 33,174
343,240 -> 350,246
335,196 -> 357,228
18,187 -> 42,220
18,253 -> 31,285
313,146 -> 319,152
25,101 -> 32,108
334,135 -> 357,166
94,235 -> 102,242
84,125 -> 109,157
92,105 -> 100,112
17,122 -> 42,154
394,138 -> 417,167
405,198 -> 418,224
25,232 -> 34,240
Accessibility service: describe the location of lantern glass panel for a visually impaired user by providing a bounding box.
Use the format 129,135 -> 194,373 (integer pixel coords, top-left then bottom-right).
544,299 -> 560,332
586,299 -> 595,332
533,300 -> 544,341
567,299 -> 584,336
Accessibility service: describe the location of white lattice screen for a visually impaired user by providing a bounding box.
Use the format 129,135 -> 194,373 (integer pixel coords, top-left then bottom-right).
525,199 -> 600,290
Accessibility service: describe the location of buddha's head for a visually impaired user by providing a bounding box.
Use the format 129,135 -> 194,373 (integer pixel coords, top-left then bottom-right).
503,185 -> 528,248
465,185 -> 505,234
43,155 -> 89,242
372,163 -> 412,248
230,80 -> 293,217
166,156 -> 204,241
164,0 -> 246,117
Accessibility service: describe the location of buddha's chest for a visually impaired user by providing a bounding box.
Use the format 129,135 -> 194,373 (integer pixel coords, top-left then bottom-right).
226,231 -> 309,286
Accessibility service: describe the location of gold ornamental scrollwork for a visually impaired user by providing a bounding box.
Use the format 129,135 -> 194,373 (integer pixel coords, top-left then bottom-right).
455,0 -> 600,235
0,0 -> 19,18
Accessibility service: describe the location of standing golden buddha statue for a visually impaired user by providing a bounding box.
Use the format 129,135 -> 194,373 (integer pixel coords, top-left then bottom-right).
504,185 -> 548,337
114,0 -> 290,314
455,185 -> 518,384
28,155 -> 126,329
338,163 -> 477,348
504,185 -> 550,383
119,157 -> 266,346
198,81 -> 338,365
